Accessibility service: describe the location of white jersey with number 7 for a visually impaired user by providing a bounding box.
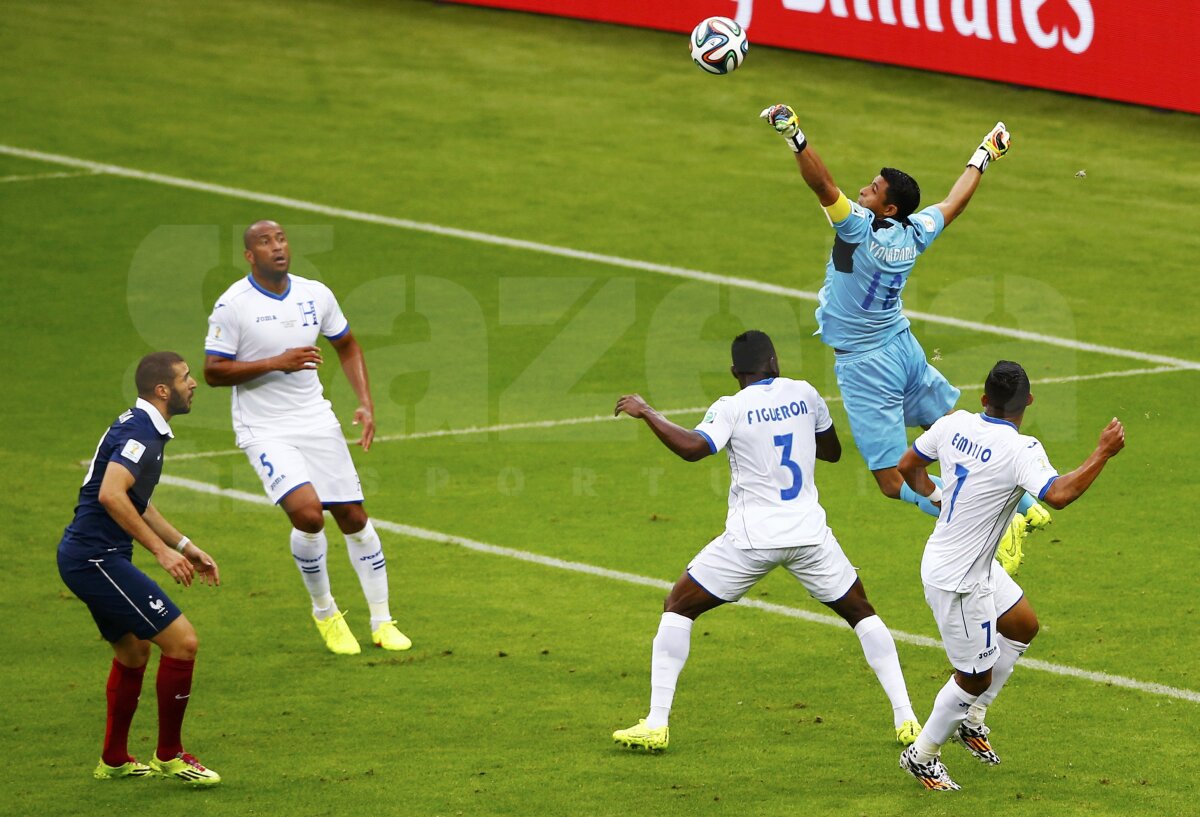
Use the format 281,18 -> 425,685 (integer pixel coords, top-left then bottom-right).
694,377 -> 834,549
912,410 -> 1060,592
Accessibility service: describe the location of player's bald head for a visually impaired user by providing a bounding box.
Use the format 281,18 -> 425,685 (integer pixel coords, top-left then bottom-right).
243,220 -> 285,249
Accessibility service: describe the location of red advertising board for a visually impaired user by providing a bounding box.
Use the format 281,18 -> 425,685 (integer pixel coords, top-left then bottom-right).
447,0 -> 1199,114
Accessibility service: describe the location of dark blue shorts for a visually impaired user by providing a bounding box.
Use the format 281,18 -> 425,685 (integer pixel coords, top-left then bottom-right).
57,546 -> 182,643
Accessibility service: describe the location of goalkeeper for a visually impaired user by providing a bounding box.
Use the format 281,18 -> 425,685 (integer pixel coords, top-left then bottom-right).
759,105 -> 1048,574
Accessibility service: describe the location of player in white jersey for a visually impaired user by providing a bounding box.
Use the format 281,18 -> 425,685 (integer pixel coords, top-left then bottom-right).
204,220 -> 411,656
895,361 -> 1125,790
611,331 -> 921,752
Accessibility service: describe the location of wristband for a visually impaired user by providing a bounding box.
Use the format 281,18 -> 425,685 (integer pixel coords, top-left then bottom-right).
785,130 -> 808,154
175,536 -> 191,553
925,486 -> 943,503
967,146 -> 990,173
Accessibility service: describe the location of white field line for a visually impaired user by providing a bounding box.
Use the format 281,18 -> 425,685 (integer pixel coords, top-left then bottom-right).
3,142 -> 1198,372
158,473 -> 1200,704
0,169 -> 100,184
165,364 -> 1189,462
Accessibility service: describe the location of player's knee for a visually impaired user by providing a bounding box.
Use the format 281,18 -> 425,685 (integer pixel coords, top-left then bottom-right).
116,639 -> 152,668
289,506 -> 325,534
332,504 -> 368,534
175,630 -> 199,660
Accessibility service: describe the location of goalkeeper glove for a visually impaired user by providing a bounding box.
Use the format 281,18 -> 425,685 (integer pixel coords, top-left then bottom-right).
759,104 -> 807,153
967,121 -> 1011,173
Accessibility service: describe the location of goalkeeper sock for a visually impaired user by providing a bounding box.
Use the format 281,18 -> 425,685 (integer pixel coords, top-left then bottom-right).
646,613 -> 693,729
1016,492 -> 1036,515
900,475 -> 943,518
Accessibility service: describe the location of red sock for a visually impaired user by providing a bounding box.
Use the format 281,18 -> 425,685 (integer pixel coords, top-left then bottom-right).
155,655 -> 194,760
102,659 -> 146,766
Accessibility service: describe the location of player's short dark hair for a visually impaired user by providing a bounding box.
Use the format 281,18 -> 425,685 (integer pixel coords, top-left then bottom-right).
985,360 -> 1031,416
880,167 -> 921,220
731,330 -> 776,374
136,351 -> 185,397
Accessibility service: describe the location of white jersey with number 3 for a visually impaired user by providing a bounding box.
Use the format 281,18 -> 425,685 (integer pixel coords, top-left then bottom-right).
913,410 -> 1060,592
695,377 -> 833,549
205,274 -> 350,445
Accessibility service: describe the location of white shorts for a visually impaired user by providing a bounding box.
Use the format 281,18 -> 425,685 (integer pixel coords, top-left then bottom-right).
925,566 -> 1024,675
686,529 -> 857,604
241,425 -> 363,505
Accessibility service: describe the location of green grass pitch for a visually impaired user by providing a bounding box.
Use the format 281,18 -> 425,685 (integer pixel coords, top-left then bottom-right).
1,1 -> 1198,815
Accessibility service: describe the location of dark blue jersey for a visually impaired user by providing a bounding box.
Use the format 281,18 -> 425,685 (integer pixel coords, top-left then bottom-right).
60,398 -> 174,558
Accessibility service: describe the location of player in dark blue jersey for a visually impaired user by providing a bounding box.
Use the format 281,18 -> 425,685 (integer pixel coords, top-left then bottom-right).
58,352 -> 221,785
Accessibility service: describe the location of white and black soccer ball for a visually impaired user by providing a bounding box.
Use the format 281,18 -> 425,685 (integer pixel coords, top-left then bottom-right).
689,16 -> 748,75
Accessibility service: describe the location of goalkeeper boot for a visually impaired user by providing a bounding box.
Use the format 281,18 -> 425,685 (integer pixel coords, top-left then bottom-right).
952,720 -> 1001,765
896,719 -> 922,747
313,609 -> 361,655
613,719 -> 669,752
93,758 -> 152,780
372,619 -> 412,651
149,752 -> 221,786
996,513 -> 1027,576
1023,502 -> 1052,533
899,745 -> 961,791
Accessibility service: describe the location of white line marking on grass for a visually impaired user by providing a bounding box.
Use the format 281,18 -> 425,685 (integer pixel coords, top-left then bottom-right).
3,142 -> 1198,372
165,364 -> 1189,462
0,169 -> 100,184
159,472 -> 1200,704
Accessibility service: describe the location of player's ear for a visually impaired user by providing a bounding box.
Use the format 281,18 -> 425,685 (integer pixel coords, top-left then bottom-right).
1026,392 -> 1034,407
881,202 -> 899,219
243,248 -> 254,265
730,364 -> 738,381
980,393 -> 989,409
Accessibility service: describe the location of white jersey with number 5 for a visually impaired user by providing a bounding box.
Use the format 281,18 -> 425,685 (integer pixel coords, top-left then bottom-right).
694,377 -> 833,549
913,410 -> 1060,592
205,274 -> 350,445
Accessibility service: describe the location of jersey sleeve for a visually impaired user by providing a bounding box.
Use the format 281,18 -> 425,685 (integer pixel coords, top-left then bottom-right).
694,397 -> 736,454
827,197 -> 874,244
107,426 -> 163,482
1014,439 -> 1060,500
204,299 -> 240,360
911,416 -> 947,462
909,205 -> 945,253
319,285 -> 350,340
812,391 -> 834,434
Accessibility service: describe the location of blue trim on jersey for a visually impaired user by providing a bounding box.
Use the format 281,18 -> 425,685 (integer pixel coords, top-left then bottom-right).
321,499 -> 364,507
247,273 -> 291,301
1037,475 -> 1059,500
324,323 -> 350,341
696,429 -> 717,454
979,413 -> 1018,431
748,377 -> 776,386
911,442 -> 935,462
205,349 -> 236,360
276,481 -> 312,505
685,569 -> 725,603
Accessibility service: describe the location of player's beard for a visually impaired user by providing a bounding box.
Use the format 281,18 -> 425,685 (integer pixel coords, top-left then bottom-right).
167,386 -> 193,416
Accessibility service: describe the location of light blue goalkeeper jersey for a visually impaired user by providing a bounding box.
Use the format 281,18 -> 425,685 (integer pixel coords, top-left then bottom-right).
814,200 -> 945,352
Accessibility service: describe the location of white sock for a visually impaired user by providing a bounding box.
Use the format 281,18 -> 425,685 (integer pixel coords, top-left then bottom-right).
344,520 -> 392,629
853,614 -> 916,727
290,528 -> 335,616
972,635 -> 1029,717
645,612 -> 693,729
913,676 -> 978,763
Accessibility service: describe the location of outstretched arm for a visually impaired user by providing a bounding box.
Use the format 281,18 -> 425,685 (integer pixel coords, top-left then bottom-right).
615,394 -> 711,462
935,122 -> 1011,228
760,104 -> 840,206
1041,418 -> 1125,510
331,331 -> 375,451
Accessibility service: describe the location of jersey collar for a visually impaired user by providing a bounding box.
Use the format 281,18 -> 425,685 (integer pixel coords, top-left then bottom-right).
247,273 -> 292,301
978,412 -> 1017,431
749,377 -> 776,386
135,397 -> 174,438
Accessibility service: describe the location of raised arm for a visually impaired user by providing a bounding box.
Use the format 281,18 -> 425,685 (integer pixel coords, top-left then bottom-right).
935,122 -> 1011,228
614,394 -> 711,462
1041,418 -> 1125,510
204,347 -> 323,387
760,104 -> 840,206
330,330 -> 375,451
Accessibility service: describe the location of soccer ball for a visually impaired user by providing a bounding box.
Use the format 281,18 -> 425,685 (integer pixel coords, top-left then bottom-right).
689,17 -> 748,75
